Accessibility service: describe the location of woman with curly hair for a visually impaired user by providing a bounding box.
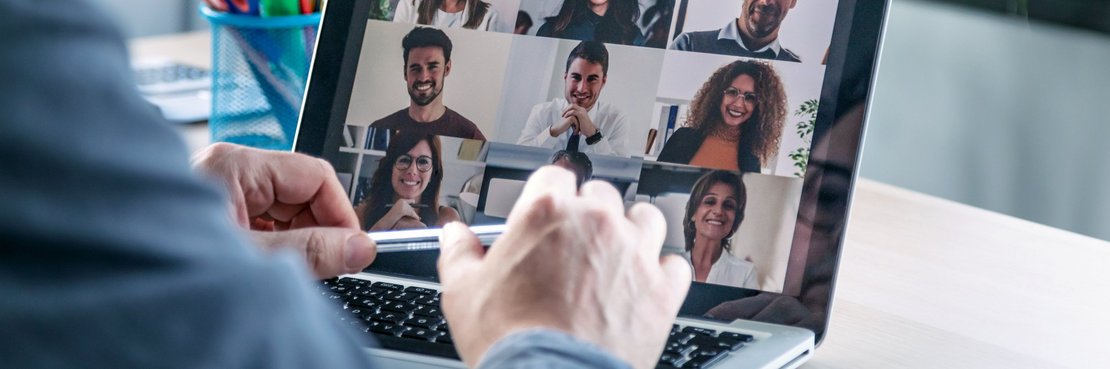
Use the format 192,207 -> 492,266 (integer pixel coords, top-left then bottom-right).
658,59 -> 786,172
536,0 -> 644,46
356,132 -> 460,231
682,170 -> 757,288
394,0 -> 499,31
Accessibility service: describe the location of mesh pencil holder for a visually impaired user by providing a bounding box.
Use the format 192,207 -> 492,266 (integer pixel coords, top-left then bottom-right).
201,6 -> 320,151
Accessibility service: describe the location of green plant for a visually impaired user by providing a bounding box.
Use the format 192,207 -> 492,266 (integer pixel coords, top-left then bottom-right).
788,99 -> 818,177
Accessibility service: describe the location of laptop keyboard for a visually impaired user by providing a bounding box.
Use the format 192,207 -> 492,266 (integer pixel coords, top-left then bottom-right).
319,277 -> 750,368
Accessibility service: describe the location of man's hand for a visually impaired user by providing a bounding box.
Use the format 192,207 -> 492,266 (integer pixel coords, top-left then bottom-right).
437,166 -> 691,369
562,105 -> 598,137
549,115 -> 577,137
192,143 -> 376,278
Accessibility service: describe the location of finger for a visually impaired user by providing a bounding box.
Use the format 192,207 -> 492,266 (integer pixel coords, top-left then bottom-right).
437,222 -> 485,282
578,180 -> 624,215
627,202 -> 668,256
659,253 -> 693,308
508,166 -> 577,227
251,227 -> 376,278
257,154 -> 359,229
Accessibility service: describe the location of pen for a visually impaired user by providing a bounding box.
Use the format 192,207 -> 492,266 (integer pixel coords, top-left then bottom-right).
369,224 -> 507,253
385,203 -> 429,208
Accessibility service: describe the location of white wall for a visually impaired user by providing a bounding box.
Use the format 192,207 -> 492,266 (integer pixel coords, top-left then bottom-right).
862,0 -> 1110,241
345,21 -> 513,137
495,37 -> 666,156
673,0 -> 838,65
653,51 -> 825,176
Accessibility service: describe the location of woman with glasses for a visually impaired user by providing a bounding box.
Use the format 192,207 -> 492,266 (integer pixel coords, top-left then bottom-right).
657,60 -> 786,172
357,132 -> 460,231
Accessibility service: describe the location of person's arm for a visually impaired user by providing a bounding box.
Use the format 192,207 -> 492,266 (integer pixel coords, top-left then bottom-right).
0,1 -> 376,367
516,103 -> 563,148
477,330 -> 632,369
584,109 -> 631,157
668,32 -> 691,50
436,205 -> 462,227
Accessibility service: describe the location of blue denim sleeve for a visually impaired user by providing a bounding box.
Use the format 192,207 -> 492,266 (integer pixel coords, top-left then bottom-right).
477,329 -> 634,369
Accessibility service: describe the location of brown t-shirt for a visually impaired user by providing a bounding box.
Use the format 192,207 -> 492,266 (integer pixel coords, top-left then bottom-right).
689,135 -> 739,171
369,107 -> 487,140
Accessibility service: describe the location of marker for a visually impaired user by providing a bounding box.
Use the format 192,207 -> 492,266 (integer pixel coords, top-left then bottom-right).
368,224 -> 507,253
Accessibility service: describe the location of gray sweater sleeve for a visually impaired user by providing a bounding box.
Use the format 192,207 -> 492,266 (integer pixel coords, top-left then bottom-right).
0,2 -> 636,369
0,1 -> 375,368
479,330 -> 633,369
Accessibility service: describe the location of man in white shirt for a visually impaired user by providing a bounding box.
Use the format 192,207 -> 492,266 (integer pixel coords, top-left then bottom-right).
517,41 -> 631,157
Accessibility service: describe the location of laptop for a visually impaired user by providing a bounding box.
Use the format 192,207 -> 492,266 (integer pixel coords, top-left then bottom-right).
294,0 -> 889,368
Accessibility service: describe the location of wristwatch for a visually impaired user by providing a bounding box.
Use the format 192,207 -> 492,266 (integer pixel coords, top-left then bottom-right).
585,130 -> 603,145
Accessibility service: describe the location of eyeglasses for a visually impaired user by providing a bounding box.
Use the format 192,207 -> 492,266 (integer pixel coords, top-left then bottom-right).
723,87 -> 758,103
395,154 -> 433,172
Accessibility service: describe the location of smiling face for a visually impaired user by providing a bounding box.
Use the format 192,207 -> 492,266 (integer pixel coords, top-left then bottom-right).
693,182 -> 739,242
719,74 -> 757,128
564,57 -> 606,110
739,0 -> 795,39
391,139 -> 434,201
405,46 -> 450,106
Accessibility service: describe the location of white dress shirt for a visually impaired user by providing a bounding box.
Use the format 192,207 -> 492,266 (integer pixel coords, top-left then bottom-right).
684,251 -> 759,289
516,98 -> 631,157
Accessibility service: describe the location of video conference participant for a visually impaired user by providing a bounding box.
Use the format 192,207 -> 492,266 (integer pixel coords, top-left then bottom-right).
683,170 -> 758,289
669,0 -> 801,62
370,27 -> 487,140
356,132 -> 461,230
393,0 -> 500,31
551,150 -> 594,187
516,41 -> 631,157
657,59 -> 786,172
536,0 -> 645,46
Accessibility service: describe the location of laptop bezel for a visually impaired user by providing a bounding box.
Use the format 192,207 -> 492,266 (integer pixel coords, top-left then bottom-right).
294,0 -> 890,346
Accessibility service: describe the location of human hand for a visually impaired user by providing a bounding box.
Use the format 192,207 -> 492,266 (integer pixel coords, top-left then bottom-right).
192,143 -> 375,278
371,198 -> 423,231
562,105 -> 597,137
437,166 -> 691,369
548,115 -> 577,137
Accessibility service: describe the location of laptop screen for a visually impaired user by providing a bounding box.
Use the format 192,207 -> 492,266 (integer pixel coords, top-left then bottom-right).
299,0 -> 887,343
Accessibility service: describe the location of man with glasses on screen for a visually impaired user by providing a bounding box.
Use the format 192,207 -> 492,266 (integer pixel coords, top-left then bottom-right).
370,27 -> 487,140
516,41 -> 631,157
670,0 -> 801,62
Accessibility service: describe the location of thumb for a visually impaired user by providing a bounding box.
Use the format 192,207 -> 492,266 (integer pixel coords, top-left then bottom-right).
437,222 -> 484,283
659,253 -> 693,309
251,227 -> 377,279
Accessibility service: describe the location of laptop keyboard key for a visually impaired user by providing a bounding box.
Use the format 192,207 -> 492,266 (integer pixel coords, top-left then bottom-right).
371,282 -> 404,291
369,311 -> 407,325
718,332 -> 753,343
348,298 -> 381,310
404,286 -> 437,295
386,292 -> 420,303
381,302 -> 418,314
404,317 -> 443,330
414,295 -> 440,306
402,328 -> 440,341
681,327 -> 717,336
412,305 -> 442,318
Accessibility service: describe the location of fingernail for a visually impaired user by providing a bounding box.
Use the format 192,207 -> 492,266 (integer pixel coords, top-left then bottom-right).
439,222 -> 460,247
345,233 -> 373,271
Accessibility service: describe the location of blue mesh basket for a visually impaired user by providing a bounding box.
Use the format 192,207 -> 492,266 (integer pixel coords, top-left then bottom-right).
201,6 -> 320,151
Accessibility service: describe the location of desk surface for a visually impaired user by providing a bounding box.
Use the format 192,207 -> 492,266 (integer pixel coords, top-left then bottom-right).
130,31 -> 1110,369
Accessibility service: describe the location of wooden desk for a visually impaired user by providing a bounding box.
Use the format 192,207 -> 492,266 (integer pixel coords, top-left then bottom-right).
129,32 -> 1110,369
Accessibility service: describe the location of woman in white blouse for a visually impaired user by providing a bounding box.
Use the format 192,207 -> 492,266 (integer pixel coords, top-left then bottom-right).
393,0 -> 500,32
682,170 -> 759,289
